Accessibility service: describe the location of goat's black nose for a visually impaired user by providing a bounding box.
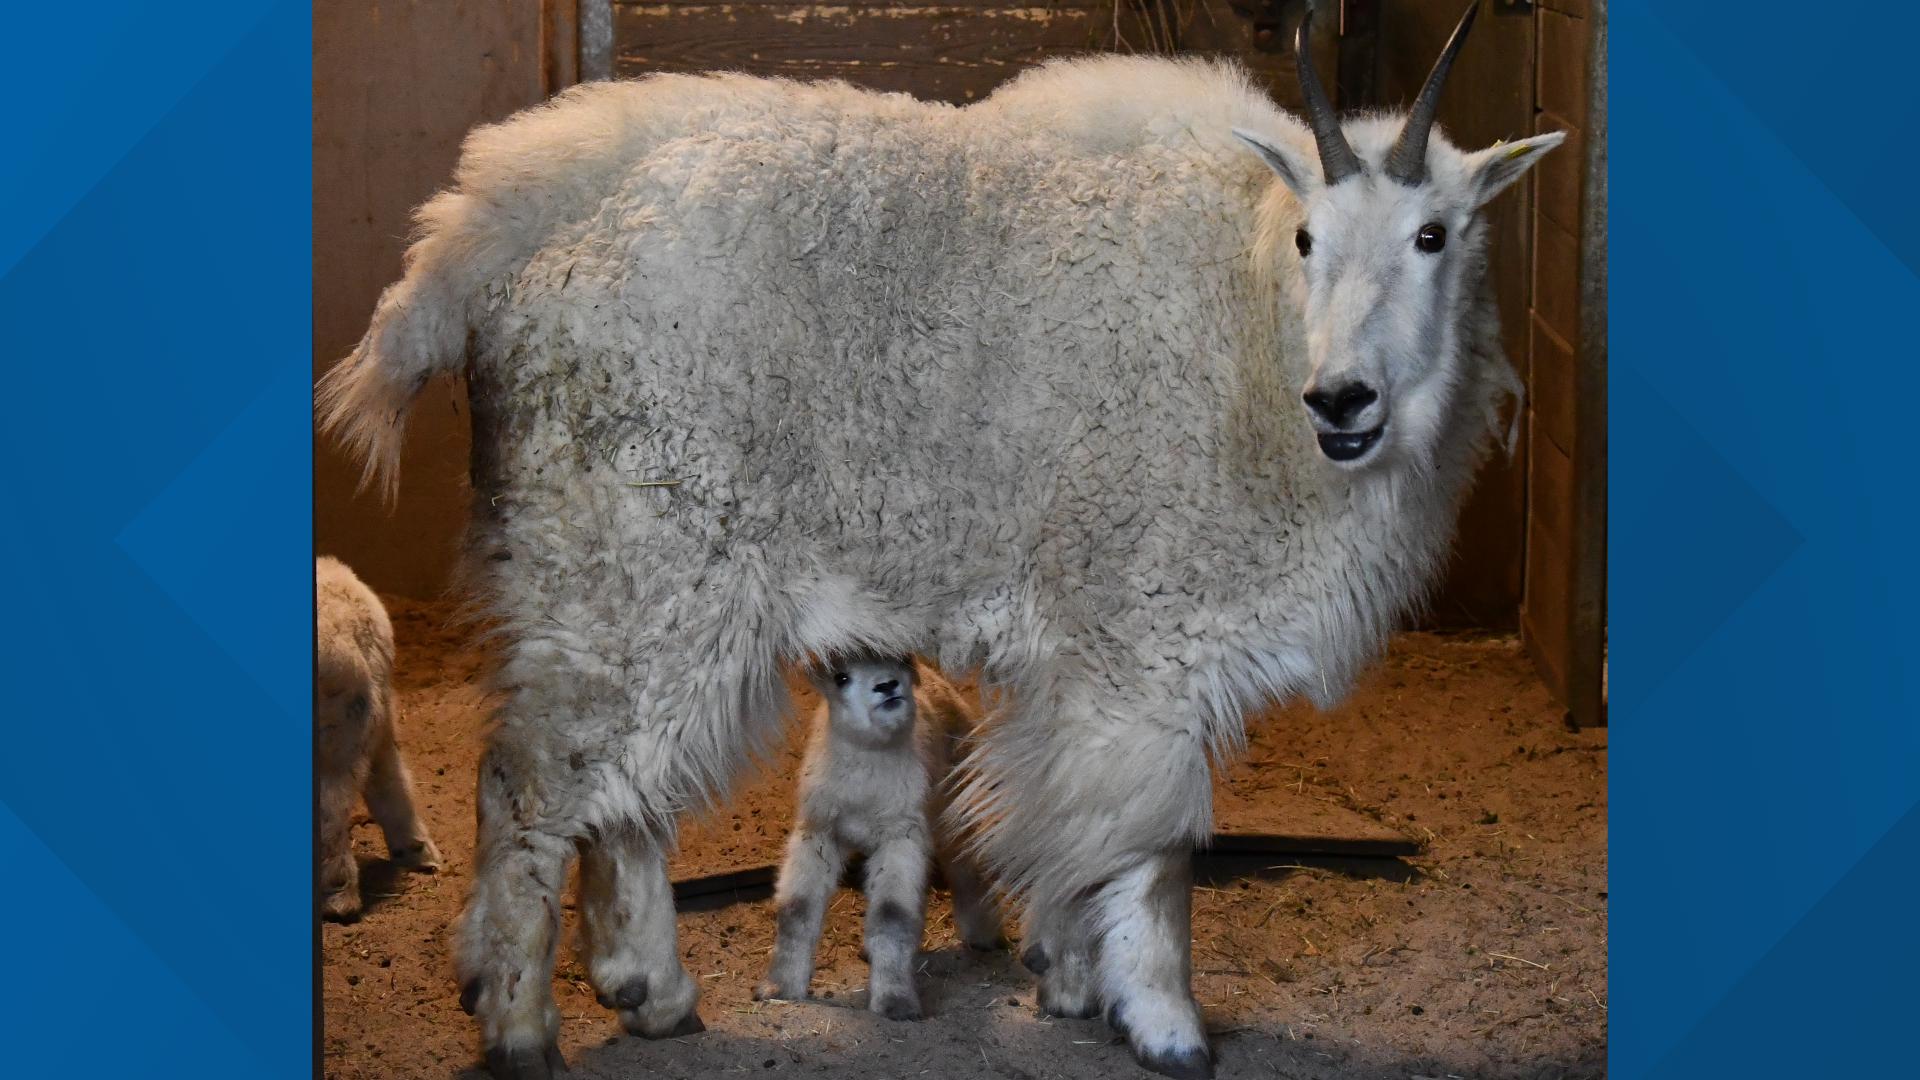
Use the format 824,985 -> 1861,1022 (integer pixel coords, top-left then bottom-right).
874,679 -> 900,695
1303,383 -> 1379,427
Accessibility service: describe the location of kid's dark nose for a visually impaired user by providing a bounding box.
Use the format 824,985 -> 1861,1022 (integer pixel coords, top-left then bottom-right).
874,679 -> 899,695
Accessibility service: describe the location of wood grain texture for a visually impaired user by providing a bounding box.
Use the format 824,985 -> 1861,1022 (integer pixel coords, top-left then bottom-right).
1532,213 -> 1579,348
1534,108 -> 1583,235
613,4 -> 1107,103
1536,4 -> 1588,125
1529,311 -> 1575,459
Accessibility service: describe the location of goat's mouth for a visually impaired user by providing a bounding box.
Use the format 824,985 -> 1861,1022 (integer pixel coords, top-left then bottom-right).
877,696 -> 906,710
1317,426 -> 1384,463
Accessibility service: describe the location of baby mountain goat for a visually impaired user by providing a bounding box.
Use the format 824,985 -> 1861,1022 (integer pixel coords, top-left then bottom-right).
756,658 -> 1002,1019
316,556 -> 441,920
319,3 -> 1558,1074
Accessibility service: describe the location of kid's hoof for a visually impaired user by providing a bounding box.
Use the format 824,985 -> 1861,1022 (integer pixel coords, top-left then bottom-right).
392,840 -> 444,872
752,981 -> 801,1002
1020,944 -> 1050,975
965,933 -> 1011,953
873,991 -> 924,1021
595,978 -> 648,1010
321,890 -> 362,923
1105,1002 -> 1131,1038
484,1041 -> 566,1080
1132,1045 -> 1213,1080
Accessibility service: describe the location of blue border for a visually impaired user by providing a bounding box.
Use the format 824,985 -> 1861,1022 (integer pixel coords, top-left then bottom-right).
0,2 -> 311,1075
1613,1 -> 1920,1076
7,0 -> 1920,1075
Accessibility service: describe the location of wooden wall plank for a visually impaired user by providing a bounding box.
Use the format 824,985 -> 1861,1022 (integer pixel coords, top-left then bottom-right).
1522,512 -> 1572,697
545,0 -> 582,94
1530,312 -> 1575,458
1537,5 -> 1588,125
1535,108 -> 1583,235
1533,215 -> 1580,349
612,4 -> 1105,103
616,0 -> 1107,8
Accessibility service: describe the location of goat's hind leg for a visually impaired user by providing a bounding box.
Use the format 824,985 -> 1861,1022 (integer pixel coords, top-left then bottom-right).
456,736 -> 574,1080
364,694 -> 442,872
755,827 -> 843,1002
317,761 -> 363,922
1022,893 -> 1101,1019
579,823 -> 703,1038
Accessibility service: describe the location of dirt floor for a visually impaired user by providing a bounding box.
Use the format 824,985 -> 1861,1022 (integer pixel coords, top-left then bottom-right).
321,598 -> 1607,1080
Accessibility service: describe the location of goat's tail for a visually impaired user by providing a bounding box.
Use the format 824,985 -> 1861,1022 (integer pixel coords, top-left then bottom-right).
315,188 -> 505,504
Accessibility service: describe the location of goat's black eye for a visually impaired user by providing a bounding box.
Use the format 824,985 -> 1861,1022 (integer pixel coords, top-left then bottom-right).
1295,228 -> 1313,256
1415,223 -> 1447,253
832,671 -> 850,688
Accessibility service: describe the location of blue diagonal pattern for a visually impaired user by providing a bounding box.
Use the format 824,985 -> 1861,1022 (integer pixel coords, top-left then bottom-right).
0,799 -> 254,1068
1646,800 -> 1920,1079
0,2 -> 278,282
0,2 -> 310,1076
1616,2 -> 1920,1077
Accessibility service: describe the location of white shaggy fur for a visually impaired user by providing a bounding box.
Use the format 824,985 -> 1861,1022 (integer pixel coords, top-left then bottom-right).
755,657 -> 1002,1019
317,53 -> 1556,1079
315,556 -> 441,921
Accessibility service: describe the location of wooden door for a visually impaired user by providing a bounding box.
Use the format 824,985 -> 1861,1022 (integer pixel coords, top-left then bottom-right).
1522,0 -> 1605,726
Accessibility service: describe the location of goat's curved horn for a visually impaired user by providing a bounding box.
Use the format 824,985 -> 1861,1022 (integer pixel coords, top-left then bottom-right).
1295,7 -> 1362,185
1384,1 -> 1480,186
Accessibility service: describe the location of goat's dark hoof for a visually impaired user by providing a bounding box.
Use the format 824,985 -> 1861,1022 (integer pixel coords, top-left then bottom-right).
459,978 -> 483,1016
648,1011 -> 705,1038
1020,943 -> 1051,975
1106,1001 -> 1131,1039
595,978 -> 648,1010
1132,1045 -> 1213,1080
873,991 -> 924,1021
484,1041 -> 566,1080
965,934 -> 1011,952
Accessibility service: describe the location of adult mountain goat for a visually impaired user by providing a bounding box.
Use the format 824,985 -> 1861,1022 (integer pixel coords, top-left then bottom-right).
319,6 -> 1558,1077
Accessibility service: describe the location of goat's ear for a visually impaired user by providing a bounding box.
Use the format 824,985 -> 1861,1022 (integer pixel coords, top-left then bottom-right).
1234,127 -> 1320,199
1463,131 -> 1566,209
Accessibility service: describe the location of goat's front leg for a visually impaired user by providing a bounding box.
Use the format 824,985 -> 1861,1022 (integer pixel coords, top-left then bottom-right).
861,832 -> 931,1020
1093,849 -> 1210,1079
754,826 -> 843,1002
579,824 -> 703,1038
938,846 -> 1007,951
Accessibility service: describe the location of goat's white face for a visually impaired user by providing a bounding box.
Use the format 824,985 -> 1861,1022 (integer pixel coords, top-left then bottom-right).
812,657 -> 917,745
1233,5 -> 1561,471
